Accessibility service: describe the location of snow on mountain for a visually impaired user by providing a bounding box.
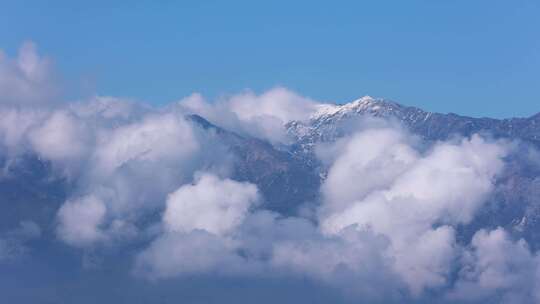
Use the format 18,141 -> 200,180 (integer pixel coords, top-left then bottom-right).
2,97 -> 540,250
286,96 -> 431,155
285,97 -> 540,249
309,96 -> 402,121
287,96 -> 540,155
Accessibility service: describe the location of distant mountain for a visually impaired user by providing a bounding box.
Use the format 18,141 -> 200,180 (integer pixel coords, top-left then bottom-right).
287,96 -> 540,152
286,97 -> 540,248
187,114 -> 319,215
186,98 -> 540,249
1,98 -> 540,250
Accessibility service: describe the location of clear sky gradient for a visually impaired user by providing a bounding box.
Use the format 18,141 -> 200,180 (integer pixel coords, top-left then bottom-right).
1,0 -> 539,118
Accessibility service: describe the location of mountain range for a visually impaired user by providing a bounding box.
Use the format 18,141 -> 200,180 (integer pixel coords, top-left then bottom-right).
218,97 -> 540,247
2,97 -> 540,248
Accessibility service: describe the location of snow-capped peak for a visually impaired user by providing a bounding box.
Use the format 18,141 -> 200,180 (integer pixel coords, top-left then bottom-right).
310,96 -> 395,121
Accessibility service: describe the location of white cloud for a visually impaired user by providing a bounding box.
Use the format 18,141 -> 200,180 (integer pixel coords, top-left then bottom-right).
92,113 -> 199,177
319,126 -> 509,294
130,114 -> 519,302
70,96 -> 145,121
226,87 -> 319,125
136,173 -> 260,278
52,112 -> 227,245
0,41 -> 58,106
450,228 -> 540,303
319,127 -> 418,213
56,195 -> 107,247
29,110 -> 89,162
0,107 -> 46,154
164,173 -> 259,235
268,224 -> 401,301
177,87 -> 322,143
135,230 -> 244,278
0,82 -> 221,249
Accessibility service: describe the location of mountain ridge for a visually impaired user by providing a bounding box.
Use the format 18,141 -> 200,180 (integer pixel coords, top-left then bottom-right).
316,96 -> 540,121
1,98 -> 539,252
288,97 -> 540,153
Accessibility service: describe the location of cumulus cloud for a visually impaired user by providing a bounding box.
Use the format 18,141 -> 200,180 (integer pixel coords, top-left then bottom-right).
0,80 -> 235,251
0,50 -> 235,249
137,185 -> 401,301
29,110 -> 90,163
319,127 -> 419,211
135,229 -> 245,279
319,126 -> 508,294
164,173 -> 259,235
226,88 -> 319,124
0,107 -> 46,154
92,113 -> 199,177
450,228 -> 540,303
57,195 -> 107,247
132,120 -> 515,301
70,96 -> 148,121
51,110 -> 235,247
58,97 -> 528,302
0,41 -> 58,106
136,173 -> 260,278
177,87 -> 321,143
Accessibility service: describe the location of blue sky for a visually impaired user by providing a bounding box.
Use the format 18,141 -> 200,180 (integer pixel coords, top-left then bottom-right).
1,0 -> 539,118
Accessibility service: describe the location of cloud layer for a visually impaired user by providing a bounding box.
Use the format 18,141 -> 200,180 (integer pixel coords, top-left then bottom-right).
0,42 -> 539,303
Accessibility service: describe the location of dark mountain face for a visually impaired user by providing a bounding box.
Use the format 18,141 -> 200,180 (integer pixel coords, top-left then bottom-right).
187,114 -> 320,215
